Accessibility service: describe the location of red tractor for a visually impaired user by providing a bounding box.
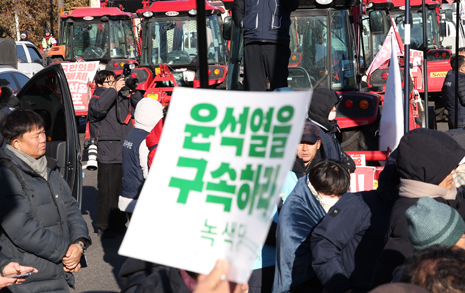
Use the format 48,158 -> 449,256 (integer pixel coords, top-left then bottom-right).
363,0 -> 450,127
135,0 -> 229,105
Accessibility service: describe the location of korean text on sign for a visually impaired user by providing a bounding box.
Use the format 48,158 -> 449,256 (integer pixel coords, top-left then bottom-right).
61,61 -> 99,116
119,87 -> 311,283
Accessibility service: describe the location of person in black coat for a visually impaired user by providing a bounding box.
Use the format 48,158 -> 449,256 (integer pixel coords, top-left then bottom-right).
441,54 -> 465,129
311,150 -> 400,293
232,0 -> 299,91
0,110 -> 91,293
307,87 -> 355,173
372,128 -> 465,286
88,70 -> 143,237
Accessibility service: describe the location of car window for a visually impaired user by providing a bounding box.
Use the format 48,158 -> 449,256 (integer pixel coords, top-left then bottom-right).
18,70 -> 67,141
16,45 -> 28,63
12,72 -> 29,88
27,45 -> 43,63
0,73 -> 19,92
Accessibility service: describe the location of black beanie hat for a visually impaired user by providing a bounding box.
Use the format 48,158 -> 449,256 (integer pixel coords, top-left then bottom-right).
397,128 -> 465,185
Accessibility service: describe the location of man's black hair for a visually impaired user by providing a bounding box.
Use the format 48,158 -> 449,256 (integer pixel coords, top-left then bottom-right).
94,70 -> 117,86
309,160 -> 350,196
399,244 -> 465,293
450,54 -> 465,71
0,109 -> 45,144
458,47 -> 465,54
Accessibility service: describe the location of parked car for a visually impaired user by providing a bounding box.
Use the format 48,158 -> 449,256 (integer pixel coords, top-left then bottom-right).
16,41 -> 45,78
16,64 -> 83,206
0,65 -> 30,93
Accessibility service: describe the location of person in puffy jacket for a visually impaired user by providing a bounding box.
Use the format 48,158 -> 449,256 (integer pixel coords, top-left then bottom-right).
0,110 -> 91,293
119,98 -> 163,213
372,128 -> 465,286
232,0 -> 299,91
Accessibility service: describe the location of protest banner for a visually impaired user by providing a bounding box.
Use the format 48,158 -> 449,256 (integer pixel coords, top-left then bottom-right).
61,61 -> 99,116
119,87 -> 311,283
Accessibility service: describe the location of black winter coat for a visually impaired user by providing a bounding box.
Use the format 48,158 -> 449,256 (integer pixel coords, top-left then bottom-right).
88,88 -> 143,164
232,0 -> 299,45
372,195 -> 465,286
311,151 -> 399,293
0,148 -> 91,293
441,70 -> 465,128
0,252 -> 10,278
119,259 -> 191,293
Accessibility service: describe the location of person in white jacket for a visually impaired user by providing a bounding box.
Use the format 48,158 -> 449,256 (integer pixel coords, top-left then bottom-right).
119,98 -> 164,214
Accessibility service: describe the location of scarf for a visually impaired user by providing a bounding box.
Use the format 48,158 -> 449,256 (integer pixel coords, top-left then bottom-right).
292,157 -> 311,179
6,144 -> 48,180
307,178 -> 340,212
399,178 -> 457,200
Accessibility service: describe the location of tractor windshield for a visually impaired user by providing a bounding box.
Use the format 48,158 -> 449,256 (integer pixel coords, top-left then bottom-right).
66,19 -> 137,60
141,15 -> 226,67
69,22 -> 109,59
395,10 -> 440,50
288,9 -> 356,90
109,20 -> 137,59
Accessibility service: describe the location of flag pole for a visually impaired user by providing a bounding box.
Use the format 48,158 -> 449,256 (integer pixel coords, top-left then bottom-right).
422,0 -> 428,128
404,0 -> 411,133
455,0 -> 460,129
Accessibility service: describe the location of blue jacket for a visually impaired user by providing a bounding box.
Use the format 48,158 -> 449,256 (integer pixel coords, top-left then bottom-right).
232,0 -> 299,45
441,70 -> 465,128
120,128 -> 149,212
273,175 -> 326,292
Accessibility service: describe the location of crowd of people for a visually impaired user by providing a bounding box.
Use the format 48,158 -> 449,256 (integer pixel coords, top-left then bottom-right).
0,61 -> 465,293
2,0 -> 465,292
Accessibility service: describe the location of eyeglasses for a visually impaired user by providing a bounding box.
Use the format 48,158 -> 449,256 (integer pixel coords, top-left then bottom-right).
104,80 -> 116,85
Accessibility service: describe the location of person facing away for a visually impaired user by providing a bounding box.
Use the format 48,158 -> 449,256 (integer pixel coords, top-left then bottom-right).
88,70 -> 143,238
273,160 -> 350,293
119,97 -> 164,213
40,28 -> 57,52
397,245 -> 465,293
406,197 -> 465,251
307,87 -> 355,173
0,109 -> 91,293
372,128 -> 465,286
441,54 -> 465,129
310,150 -> 400,293
232,0 -> 299,91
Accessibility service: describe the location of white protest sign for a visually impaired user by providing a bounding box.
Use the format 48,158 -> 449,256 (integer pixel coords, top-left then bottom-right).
61,61 -> 99,116
119,87 -> 311,283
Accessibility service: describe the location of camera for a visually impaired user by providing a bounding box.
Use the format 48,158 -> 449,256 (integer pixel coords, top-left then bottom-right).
121,63 -> 139,95
84,137 -> 98,171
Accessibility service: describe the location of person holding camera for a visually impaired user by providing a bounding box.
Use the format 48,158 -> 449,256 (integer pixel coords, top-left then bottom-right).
88,70 -> 143,238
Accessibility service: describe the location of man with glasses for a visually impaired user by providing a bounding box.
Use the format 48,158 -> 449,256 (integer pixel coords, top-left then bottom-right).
88,70 -> 143,238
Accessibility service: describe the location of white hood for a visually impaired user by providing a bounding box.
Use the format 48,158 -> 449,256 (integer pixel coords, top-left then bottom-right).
134,98 -> 164,132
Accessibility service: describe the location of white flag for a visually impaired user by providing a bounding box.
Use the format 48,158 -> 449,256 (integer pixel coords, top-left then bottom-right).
379,34 -> 404,152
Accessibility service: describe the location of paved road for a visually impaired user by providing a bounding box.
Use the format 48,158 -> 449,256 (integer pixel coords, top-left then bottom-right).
71,132 -> 126,293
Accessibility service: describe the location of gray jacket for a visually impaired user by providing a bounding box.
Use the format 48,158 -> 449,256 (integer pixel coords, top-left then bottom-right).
0,148 -> 91,293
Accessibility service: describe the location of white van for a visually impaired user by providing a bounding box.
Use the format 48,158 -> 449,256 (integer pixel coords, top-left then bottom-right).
16,41 -> 45,78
